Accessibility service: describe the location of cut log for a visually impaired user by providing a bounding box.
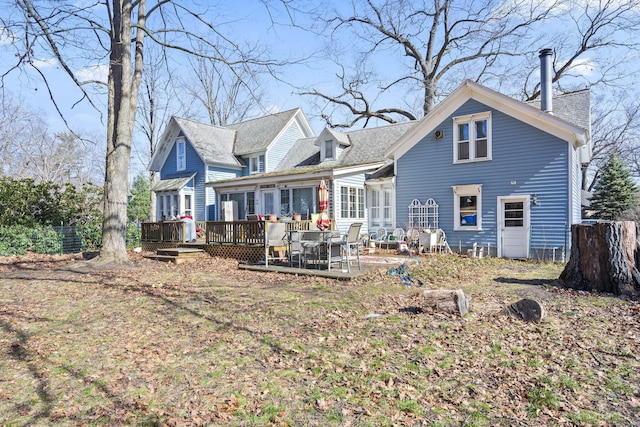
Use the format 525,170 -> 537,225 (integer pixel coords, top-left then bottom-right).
502,299 -> 546,322
422,289 -> 471,316
560,221 -> 640,297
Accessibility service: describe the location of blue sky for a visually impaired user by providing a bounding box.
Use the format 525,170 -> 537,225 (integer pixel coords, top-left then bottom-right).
0,0 -> 638,177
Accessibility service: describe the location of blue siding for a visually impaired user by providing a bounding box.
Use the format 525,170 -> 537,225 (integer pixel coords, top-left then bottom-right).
160,136 -> 207,220
207,166 -> 242,221
396,99 -> 571,254
268,122 -> 304,171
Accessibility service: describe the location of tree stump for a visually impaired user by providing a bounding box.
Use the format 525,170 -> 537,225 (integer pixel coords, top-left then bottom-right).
502,299 -> 546,322
560,221 -> 640,297
422,289 -> 471,316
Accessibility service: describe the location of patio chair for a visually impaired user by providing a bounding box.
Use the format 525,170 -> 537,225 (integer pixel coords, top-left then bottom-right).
287,230 -> 304,268
382,227 -> 405,249
265,222 -> 287,267
370,227 -> 388,249
434,228 -> 453,253
339,222 -> 362,272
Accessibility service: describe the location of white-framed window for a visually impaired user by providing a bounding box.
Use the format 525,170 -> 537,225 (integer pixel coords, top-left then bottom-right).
369,187 -> 393,228
249,155 -> 264,174
340,186 -> 365,219
176,138 -> 186,171
323,140 -> 335,161
453,184 -> 482,231
249,156 -> 259,174
453,112 -> 491,163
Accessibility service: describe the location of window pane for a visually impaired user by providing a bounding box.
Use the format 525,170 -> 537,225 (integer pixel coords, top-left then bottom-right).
504,202 -> 523,227
476,139 -> 487,158
280,189 -> 290,215
458,141 -> 469,160
293,188 -> 314,216
459,195 -> 477,226
341,187 -> 349,217
246,192 -> 255,215
475,120 -> 487,139
458,123 -> 469,141
349,188 -> 356,218
358,188 -> 365,218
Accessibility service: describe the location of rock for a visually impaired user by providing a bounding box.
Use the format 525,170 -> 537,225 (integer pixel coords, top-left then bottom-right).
503,298 -> 546,322
422,289 -> 471,316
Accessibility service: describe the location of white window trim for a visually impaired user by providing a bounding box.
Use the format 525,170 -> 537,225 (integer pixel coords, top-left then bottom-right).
176,138 -> 186,171
340,185 -> 365,219
249,156 -> 260,174
452,184 -> 482,231
453,112 -> 492,164
368,185 -> 394,229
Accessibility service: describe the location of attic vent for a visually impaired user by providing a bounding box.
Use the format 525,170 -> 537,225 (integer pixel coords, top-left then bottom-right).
434,129 -> 444,140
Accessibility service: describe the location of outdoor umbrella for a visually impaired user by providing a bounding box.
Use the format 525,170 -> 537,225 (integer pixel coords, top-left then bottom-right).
316,179 -> 331,230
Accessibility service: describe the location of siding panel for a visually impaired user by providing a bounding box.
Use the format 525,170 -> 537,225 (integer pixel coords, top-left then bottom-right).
396,99 -> 570,254
269,123 -> 304,172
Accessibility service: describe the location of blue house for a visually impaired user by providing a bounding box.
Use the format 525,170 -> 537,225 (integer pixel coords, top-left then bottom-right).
385,78 -> 590,259
148,108 -> 315,221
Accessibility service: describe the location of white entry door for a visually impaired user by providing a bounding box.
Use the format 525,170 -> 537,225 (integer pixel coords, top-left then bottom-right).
498,197 -> 529,258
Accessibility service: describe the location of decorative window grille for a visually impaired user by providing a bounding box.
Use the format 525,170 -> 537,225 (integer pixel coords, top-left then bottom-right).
408,198 -> 439,230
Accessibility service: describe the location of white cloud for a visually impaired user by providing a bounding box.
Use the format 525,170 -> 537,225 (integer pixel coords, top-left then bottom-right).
0,27 -> 16,46
76,64 -> 108,84
559,57 -> 597,77
31,58 -> 58,68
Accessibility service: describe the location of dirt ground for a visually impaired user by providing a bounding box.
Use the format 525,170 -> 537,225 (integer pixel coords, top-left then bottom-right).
1,251 -> 639,426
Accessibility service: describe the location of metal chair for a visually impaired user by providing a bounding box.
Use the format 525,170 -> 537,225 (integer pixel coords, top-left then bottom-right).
264,222 -> 287,267
287,230 -> 304,267
339,223 -> 362,272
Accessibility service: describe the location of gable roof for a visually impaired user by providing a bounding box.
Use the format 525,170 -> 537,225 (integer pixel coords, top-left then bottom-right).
149,116 -> 240,171
387,80 -> 589,161
227,108 -> 314,156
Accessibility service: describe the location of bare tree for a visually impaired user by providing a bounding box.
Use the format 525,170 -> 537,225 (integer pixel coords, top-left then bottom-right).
4,1 -> 284,263
180,47 -> 268,126
300,0 -> 640,128
587,99 -> 640,190
301,0 -> 557,127
0,92 -> 101,185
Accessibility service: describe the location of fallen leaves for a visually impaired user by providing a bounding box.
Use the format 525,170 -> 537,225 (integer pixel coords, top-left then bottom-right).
0,252 -> 639,425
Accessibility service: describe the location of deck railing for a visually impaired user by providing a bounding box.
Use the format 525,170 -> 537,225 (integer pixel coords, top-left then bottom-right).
141,221 -> 186,243
141,219 -> 331,245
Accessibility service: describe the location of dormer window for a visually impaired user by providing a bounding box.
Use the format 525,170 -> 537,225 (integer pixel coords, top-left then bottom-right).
323,140 -> 335,160
249,155 -> 264,174
176,138 -> 186,171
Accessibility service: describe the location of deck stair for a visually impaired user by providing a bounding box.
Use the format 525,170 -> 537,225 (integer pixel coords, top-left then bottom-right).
144,247 -> 205,264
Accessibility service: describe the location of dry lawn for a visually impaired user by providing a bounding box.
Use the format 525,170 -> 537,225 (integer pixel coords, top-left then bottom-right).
0,251 -> 639,426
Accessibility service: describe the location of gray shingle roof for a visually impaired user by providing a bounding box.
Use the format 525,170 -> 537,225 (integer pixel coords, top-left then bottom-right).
276,121 -> 417,171
227,108 -> 301,155
173,117 -> 239,167
526,89 -> 590,131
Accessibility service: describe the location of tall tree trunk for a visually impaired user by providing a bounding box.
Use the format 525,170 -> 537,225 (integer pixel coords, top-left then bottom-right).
100,0 -> 145,263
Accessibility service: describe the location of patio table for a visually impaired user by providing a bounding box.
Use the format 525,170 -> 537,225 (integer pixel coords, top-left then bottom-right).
287,230 -> 341,270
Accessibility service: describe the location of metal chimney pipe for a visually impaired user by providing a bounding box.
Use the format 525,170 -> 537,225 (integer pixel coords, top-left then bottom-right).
539,48 -> 553,113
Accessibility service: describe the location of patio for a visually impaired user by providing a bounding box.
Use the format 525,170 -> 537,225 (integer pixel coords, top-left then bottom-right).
140,220 -> 415,277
